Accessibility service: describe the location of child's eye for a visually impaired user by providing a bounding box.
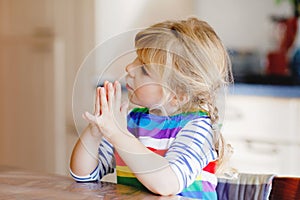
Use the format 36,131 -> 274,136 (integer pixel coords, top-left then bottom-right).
141,65 -> 149,76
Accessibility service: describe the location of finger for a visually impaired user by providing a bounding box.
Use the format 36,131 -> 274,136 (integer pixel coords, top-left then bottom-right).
104,80 -> 109,100
82,111 -> 96,123
120,101 -> 129,118
103,80 -> 108,89
114,81 -> 121,109
100,87 -> 108,112
94,87 -> 101,115
107,82 -> 114,110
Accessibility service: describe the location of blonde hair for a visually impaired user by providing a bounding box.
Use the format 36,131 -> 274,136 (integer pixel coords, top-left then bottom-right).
135,17 -> 233,173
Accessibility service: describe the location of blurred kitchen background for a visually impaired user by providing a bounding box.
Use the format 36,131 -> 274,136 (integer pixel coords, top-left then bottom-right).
0,0 -> 299,177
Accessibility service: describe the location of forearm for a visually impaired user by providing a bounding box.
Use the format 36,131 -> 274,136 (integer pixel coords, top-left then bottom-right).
79,82 -> 179,194
70,124 -> 102,176
110,131 -> 180,195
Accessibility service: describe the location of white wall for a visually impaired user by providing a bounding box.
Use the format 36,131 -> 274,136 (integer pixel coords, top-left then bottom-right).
196,0 -> 293,52
95,0 -> 197,44
95,0 -> 293,51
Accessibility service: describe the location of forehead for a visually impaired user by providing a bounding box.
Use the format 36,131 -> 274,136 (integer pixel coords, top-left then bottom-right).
132,57 -> 143,64
134,49 -> 168,77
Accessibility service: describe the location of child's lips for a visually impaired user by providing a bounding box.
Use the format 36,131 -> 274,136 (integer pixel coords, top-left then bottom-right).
126,84 -> 133,91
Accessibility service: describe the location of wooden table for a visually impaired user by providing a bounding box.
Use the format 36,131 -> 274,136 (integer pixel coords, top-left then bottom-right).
0,166 -> 191,200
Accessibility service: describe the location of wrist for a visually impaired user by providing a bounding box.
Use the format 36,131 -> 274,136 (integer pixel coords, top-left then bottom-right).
106,129 -> 135,146
87,123 -> 102,138
79,124 -> 103,146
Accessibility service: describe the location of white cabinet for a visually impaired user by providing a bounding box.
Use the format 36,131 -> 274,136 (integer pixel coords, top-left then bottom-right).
0,0 -> 95,175
222,95 -> 300,176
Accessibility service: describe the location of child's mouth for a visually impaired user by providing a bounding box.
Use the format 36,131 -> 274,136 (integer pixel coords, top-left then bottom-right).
126,84 -> 133,91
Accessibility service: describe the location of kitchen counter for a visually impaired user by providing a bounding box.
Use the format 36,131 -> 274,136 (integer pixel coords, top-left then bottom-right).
230,74 -> 300,97
229,83 -> 300,98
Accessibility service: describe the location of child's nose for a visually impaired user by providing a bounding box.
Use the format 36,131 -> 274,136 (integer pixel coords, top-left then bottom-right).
125,63 -> 135,77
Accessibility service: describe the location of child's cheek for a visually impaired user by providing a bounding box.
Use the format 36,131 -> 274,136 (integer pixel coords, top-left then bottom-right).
135,85 -> 163,106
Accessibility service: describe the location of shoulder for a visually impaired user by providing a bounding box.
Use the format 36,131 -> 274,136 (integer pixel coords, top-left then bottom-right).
179,118 -> 213,140
187,117 -> 212,129
177,110 -> 211,130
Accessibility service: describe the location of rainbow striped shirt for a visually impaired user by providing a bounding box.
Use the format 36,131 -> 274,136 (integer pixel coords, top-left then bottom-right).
70,107 -> 218,199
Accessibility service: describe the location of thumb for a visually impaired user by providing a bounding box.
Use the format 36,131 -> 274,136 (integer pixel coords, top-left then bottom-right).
82,111 -> 96,123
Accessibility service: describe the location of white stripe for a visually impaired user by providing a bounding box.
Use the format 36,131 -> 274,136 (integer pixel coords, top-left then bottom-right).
165,119 -> 218,188
169,162 -> 184,193
97,138 -> 115,178
138,137 -> 175,149
201,171 -> 218,185
69,166 -> 99,182
99,145 -> 113,167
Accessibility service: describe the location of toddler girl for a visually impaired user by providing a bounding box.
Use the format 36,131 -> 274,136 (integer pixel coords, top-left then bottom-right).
70,17 -> 232,199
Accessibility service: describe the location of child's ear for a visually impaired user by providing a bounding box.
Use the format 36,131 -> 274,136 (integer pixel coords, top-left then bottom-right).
179,94 -> 189,105
170,94 -> 189,107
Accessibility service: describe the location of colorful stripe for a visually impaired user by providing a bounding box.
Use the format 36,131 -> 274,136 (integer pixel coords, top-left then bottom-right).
115,147 -> 167,191
117,176 -> 148,191
127,117 -> 209,130
127,126 -> 182,139
179,176 -> 217,199
115,107 -> 217,199
116,166 -> 135,178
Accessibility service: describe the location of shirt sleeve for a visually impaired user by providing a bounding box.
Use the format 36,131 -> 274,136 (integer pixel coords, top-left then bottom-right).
164,118 -> 218,192
70,138 -> 115,182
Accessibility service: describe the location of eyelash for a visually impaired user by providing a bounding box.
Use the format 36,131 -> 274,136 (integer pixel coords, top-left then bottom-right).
141,65 -> 149,75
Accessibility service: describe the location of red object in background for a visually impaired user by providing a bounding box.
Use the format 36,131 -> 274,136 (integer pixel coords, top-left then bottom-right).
267,17 -> 298,75
267,52 -> 289,75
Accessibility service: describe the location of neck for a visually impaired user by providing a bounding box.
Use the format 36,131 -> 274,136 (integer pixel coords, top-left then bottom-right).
148,104 -> 180,116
